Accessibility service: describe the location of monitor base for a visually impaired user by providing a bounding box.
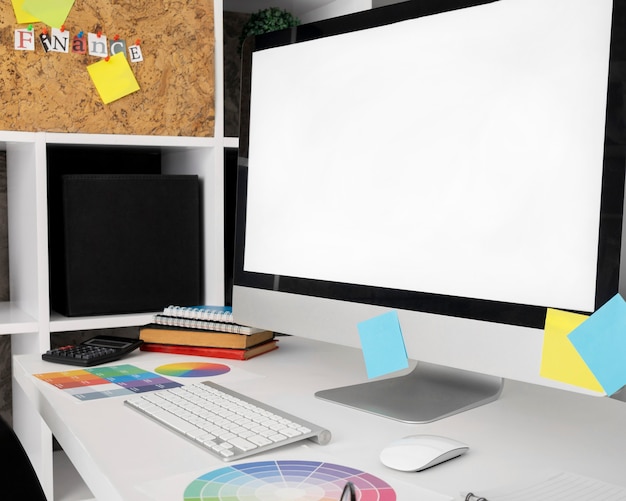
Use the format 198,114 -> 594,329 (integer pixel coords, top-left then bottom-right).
315,362 -> 503,424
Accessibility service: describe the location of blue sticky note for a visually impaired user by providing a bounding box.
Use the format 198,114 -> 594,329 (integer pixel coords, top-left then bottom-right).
567,294 -> 626,395
358,311 -> 409,379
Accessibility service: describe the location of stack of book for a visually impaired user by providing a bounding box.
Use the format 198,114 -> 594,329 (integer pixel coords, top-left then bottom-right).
139,305 -> 278,360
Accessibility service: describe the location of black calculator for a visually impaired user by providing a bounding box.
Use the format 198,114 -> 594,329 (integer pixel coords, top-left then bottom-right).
42,335 -> 144,367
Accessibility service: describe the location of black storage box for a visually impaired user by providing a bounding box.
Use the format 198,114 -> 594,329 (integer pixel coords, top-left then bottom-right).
49,174 -> 202,316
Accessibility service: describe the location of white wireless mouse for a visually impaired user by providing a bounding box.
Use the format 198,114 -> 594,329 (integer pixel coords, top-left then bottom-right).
379,434 -> 469,472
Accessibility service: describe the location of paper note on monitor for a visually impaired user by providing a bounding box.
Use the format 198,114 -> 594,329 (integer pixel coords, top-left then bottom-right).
568,294 -> 626,395
540,308 -> 603,393
358,310 -> 409,379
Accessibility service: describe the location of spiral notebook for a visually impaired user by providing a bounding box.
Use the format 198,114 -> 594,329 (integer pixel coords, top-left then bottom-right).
161,305 -> 234,323
463,471 -> 626,501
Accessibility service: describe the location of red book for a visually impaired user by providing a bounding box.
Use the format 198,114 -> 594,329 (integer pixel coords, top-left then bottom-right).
139,339 -> 278,360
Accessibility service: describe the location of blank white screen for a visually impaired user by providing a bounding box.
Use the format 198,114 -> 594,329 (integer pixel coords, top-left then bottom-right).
243,0 -> 613,312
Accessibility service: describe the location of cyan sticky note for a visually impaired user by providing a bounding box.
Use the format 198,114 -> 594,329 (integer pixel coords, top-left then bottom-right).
567,294 -> 626,395
358,310 -> 409,379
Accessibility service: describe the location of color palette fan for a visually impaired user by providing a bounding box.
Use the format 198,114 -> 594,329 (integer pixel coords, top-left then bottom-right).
183,460 -> 396,500
155,362 -> 230,378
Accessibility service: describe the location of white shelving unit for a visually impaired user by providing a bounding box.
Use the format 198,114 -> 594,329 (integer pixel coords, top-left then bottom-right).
5,133 -> 225,500
4,0 -> 386,498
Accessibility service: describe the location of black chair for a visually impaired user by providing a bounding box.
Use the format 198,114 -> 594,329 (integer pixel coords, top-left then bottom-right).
0,415 -> 47,500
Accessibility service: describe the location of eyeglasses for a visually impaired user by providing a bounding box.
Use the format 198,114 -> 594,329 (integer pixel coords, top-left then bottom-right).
340,481 -> 356,501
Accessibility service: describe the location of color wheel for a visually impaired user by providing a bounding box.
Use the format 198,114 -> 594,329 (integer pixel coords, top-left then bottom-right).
155,362 -> 230,378
183,460 -> 396,500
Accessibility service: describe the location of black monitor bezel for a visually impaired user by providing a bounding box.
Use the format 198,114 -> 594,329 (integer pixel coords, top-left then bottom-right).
234,0 -> 626,329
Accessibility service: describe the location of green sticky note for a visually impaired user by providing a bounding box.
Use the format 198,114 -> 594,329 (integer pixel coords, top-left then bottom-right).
11,0 -> 40,23
21,0 -> 74,28
358,310 -> 409,379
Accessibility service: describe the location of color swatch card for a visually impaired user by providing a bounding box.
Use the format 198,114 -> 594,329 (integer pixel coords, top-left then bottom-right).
34,364 -> 182,401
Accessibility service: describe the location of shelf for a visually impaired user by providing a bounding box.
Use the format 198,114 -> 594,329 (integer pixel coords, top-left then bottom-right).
0,131 -> 38,146
49,312 -> 156,333
43,133 -> 218,148
54,450 -> 95,501
0,302 -> 38,334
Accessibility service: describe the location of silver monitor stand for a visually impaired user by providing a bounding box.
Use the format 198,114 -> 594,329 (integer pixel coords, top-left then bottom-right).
315,362 -> 503,423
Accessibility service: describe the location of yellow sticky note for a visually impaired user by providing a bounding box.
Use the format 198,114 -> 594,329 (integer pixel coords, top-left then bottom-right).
540,308 -> 604,393
87,53 -> 140,105
21,0 -> 74,28
11,0 -> 40,23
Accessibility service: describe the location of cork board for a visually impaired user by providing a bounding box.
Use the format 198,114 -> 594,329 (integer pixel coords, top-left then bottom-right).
0,0 -> 214,136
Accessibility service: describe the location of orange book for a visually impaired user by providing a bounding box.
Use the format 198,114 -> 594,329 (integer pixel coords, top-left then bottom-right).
139,339 -> 279,360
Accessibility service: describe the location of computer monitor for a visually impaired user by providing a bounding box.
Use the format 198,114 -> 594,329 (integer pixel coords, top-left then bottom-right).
233,0 -> 626,423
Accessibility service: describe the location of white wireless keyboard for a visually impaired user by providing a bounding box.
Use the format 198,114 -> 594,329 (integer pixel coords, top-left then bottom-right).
124,381 -> 331,461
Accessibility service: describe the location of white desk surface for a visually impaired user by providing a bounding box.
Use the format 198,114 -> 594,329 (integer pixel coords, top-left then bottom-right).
13,336 -> 626,500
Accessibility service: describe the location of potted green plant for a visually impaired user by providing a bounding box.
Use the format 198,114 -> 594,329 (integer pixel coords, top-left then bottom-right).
238,7 -> 301,54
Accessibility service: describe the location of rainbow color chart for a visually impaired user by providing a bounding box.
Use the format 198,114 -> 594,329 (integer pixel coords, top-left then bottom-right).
155,362 -> 230,378
183,460 -> 396,500
34,364 -> 182,400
